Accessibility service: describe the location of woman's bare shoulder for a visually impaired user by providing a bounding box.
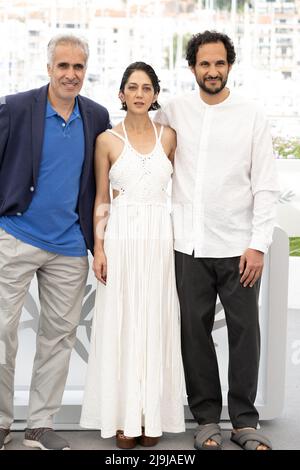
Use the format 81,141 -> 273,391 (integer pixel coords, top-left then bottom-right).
96,129 -> 111,143
154,122 -> 175,136
97,123 -> 124,142
96,126 -> 120,146
160,124 -> 176,145
162,125 -> 176,137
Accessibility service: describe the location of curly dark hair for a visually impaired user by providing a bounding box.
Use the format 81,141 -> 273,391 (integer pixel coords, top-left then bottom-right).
186,31 -> 236,67
119,61 -> 161,111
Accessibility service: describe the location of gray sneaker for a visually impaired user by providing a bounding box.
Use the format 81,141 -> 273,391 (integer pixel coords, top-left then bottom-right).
0,428 -> 12,450
23,428 -> 70,450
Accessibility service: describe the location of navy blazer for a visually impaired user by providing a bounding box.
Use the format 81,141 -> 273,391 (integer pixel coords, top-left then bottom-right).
0,84 -> 110,253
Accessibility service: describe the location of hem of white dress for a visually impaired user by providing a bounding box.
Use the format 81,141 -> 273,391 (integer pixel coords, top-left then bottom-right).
79,421 -> 185,438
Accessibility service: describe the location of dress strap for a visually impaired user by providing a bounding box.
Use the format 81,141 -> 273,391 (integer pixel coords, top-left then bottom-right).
158,124 -> 164,141
150,119 -> 159,141
121,121 -> 129,142
107,129 -> 126,143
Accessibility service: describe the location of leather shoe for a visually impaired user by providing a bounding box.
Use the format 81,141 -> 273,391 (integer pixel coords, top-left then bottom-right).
138,427 -> 160,447
116,430 -> 137,449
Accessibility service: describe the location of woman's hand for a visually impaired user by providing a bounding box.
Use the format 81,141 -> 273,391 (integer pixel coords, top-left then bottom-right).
93,250 -> 107,285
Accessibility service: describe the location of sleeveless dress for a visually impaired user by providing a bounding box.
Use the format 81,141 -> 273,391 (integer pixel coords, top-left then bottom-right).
80,120 -> 185,438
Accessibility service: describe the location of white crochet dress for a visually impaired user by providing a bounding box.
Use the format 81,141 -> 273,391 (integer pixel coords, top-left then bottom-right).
80,120 -> 185,438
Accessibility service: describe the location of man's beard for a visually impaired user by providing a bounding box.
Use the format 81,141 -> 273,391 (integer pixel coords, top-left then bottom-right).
197,75 -> 228,95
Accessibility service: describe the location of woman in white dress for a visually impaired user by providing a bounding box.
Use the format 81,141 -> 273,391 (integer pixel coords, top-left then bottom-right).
80,62 -> 185,448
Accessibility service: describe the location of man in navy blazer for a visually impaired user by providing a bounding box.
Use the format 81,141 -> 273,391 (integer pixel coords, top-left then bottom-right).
0,34 -> 110,451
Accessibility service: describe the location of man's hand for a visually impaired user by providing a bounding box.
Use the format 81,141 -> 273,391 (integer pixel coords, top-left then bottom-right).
239,248 -> 264,287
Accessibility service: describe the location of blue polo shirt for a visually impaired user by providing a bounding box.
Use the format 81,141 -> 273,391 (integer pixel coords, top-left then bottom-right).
0,99 -> 87,256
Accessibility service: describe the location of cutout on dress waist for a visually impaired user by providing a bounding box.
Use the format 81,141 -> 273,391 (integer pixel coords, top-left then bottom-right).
113,189 -> 120,199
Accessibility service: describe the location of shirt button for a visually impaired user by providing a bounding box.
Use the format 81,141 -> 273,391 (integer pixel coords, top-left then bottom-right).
62,123 -> 66,127
30,186 -> 35,192
16,212 -> 22,216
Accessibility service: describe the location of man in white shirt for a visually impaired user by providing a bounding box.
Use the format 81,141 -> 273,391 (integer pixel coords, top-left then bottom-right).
156,31 -> 279,450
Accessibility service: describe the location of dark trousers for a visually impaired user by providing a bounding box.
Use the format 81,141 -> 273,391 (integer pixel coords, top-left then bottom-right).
175,251 -> 260,428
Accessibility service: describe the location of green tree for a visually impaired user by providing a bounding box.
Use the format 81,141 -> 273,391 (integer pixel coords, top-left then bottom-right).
203,0 -> 248,12
290,238 -> 300,257
273,137 -> 300,159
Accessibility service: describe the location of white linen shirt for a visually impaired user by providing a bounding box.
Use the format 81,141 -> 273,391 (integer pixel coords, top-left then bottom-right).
156,90 -> 280,257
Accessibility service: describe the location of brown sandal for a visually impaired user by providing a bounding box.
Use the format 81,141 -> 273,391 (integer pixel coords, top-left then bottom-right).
116,430 -> 137,449
138,427 -> 160,447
